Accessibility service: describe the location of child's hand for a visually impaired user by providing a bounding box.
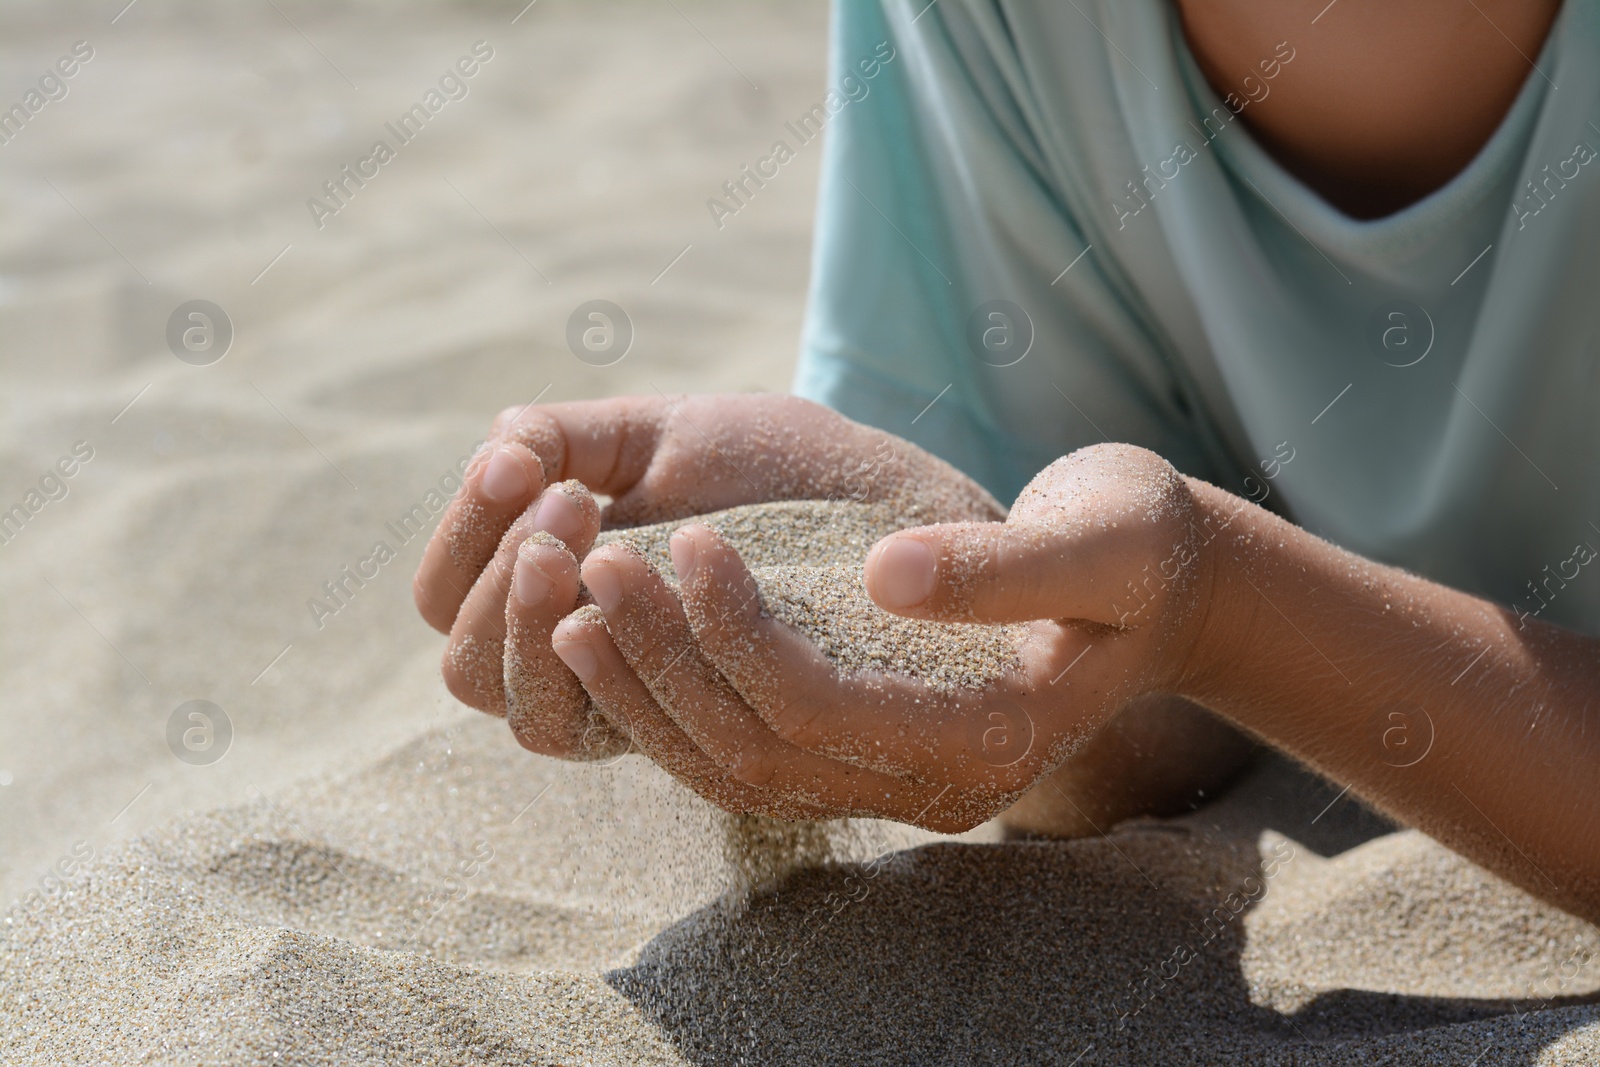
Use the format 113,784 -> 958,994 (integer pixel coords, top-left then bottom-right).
412,394 -> 1003,760
556,444 -> 1219,829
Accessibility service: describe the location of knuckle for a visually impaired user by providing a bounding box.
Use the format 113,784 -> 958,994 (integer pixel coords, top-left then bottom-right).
984,531 -> 1016,617
631,631 -> 683,673
505,411 -> 565,481
933,530 -> 1001,619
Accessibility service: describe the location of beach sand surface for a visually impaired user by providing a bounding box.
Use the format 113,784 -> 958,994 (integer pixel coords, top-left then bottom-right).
4,3 -> 1600,1064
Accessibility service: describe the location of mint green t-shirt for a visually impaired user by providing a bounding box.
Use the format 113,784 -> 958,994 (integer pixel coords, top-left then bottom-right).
796,0 -> 1600,632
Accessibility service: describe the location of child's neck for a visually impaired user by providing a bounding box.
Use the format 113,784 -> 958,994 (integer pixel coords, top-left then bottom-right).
1174,0 -> 1564,219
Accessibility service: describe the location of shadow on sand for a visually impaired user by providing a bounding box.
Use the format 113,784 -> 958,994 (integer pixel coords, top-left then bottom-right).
609,756 -> 1600,1066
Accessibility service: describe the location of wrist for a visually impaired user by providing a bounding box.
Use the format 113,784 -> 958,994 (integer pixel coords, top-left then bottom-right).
1168,477 -> 1263,707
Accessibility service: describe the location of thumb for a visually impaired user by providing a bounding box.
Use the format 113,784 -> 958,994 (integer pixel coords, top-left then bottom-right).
863,520 -> 1184,626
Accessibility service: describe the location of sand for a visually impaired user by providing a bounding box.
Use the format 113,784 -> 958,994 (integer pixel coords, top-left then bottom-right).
9,719 -> 1600,1065
596,499 -> 1025,693
12,488 -> 1600,1066
7,1 -> 1600,1063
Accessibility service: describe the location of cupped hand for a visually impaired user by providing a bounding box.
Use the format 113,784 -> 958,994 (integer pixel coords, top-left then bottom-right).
412,393 -> 1004,759
555,443 -> 1226,830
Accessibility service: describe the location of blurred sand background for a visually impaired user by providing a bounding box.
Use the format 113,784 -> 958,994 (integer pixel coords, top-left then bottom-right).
0,0 -> 825,902
7,2 -> 1600,1064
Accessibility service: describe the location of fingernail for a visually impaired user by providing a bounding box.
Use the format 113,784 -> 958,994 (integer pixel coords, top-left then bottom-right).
481,447 -> 530,503
669,531 -> 697,582
554,640 -> 598,682
513,545 -> 554,606
532,491 -> 584,544
584,561 -> 622,614
873,537 -> 937,609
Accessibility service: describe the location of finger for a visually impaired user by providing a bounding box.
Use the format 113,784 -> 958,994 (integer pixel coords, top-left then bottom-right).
488,402 -> 534,439
863,519 -> 1167,626
500,395 -> 753,527
580,542 -> 936,815
500,394 -> 973,526
418,394 -> 684,633
504,534 -> 629,760
550,607 -> 833,821
497,397 -> 668,497
864,445 -> 1200,625
669,524 -> 997,784
442,480 -> 601,713
414,442 -> 545,633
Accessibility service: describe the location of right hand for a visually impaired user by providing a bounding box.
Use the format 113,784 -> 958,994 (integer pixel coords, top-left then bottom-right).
551,444 -> 1222,830
412,393 -> 1003,761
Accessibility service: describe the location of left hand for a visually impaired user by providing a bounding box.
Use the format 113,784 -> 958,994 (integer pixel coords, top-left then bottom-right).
551,444 -> 1226,831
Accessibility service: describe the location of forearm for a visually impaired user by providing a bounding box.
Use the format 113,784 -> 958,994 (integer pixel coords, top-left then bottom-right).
1179,478 -> 1600,921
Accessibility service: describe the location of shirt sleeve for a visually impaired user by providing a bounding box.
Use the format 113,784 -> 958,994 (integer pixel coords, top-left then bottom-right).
795,0 -> 1221,504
